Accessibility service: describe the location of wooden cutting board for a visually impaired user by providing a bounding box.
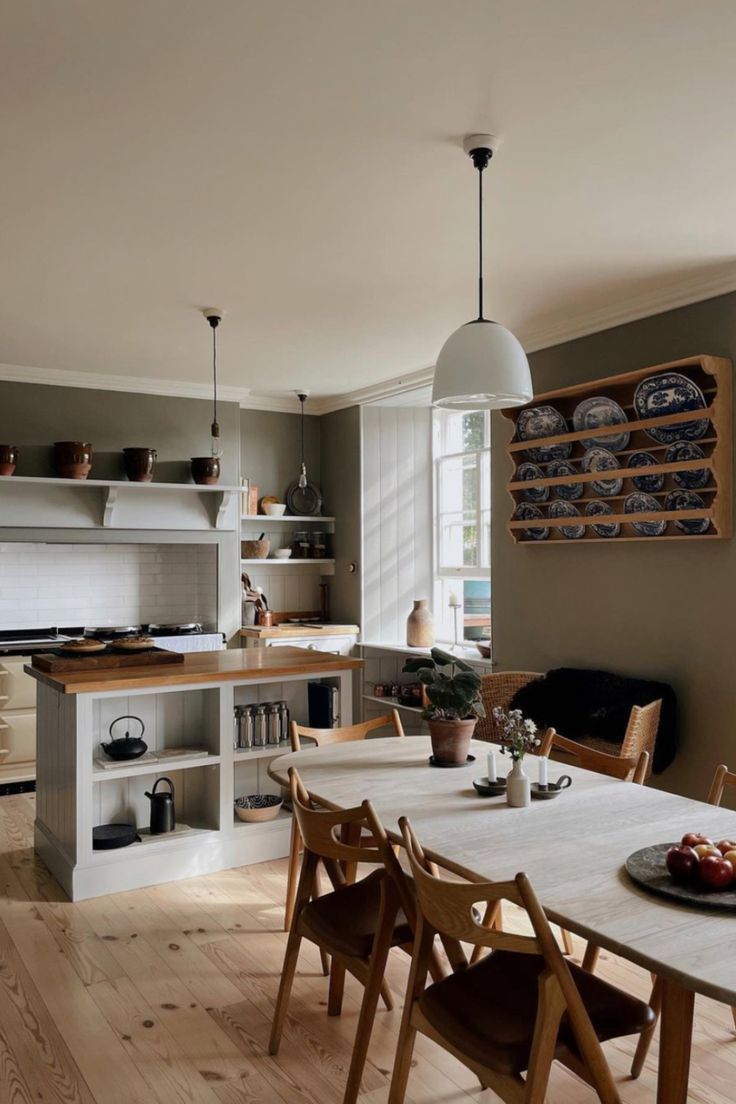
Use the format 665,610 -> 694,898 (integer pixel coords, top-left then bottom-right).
32,647 -> 185,672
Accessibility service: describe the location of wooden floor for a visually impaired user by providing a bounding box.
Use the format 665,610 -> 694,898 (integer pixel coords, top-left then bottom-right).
1,795 -> 735,1104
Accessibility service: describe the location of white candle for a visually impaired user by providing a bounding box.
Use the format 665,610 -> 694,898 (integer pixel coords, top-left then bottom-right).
448,592 -> 461,608
538,755 -> 549,788
487,749 -> 497,783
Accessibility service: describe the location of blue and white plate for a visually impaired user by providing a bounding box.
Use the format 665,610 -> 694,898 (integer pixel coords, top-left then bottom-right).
624,492 -> 666,536
584,500 -> 620,538
665,490 -> 710,535
627,451 -> 664,493
549,500 -> 584,539
516,405 -> 572,463
572,395 -> 630,452
582,447 -> 623,497
515,462 -> 549,503
633,372 -> 709,444
512,502 -> 549,541
546,459 -> 583,500
665,440 -> 710,490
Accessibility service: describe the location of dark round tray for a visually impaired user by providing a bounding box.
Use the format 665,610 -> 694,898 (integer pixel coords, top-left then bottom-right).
428,754 -> 476,769
625,842 -> 736,911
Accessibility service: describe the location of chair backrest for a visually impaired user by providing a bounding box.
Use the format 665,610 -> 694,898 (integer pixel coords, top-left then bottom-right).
707,764 -> 736,807
621,699 -> 662,766
290,709 -> 405,751
475,671 -> 543,743
539,729 -> 649,784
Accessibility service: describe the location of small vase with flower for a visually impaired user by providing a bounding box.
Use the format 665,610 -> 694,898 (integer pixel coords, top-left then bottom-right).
492,706 -> 540,808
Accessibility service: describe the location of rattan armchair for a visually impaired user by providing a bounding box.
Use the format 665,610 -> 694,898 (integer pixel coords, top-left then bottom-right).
474,671 -> 543,743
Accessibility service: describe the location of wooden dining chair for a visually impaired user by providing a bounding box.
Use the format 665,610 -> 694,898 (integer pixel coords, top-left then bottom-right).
270,766 -> 424,1104
283,710 -> 405,930
630,762 -> 736,1078
388,817 -> 655,1104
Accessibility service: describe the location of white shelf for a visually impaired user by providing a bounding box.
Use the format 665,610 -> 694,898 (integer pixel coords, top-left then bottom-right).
0,475 -> 240,491
358,641 -> 493,667
233,744 -> 289,761
89,824 -> 216,862
232,808 -> 292,831
362,693 -> 423,715
92,753 -> 220,781
241,515 -> 335,523
240,557 -> 335,568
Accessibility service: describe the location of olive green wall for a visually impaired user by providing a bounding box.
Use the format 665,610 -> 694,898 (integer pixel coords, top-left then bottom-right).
491,291 -> 736,800
239,409 -> 320,505
320,406 -> 362,625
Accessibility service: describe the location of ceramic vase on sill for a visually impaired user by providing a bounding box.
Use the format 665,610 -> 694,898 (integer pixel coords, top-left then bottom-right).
506,758 -> 531,808
406,599 -> 434,648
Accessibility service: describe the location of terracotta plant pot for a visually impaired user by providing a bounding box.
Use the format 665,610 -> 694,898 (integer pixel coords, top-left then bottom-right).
427,717 -> 477,765
54,441 -> 93,479
123,447 -> 157,482
0,445 -> 18,476
191,456 -> 220,485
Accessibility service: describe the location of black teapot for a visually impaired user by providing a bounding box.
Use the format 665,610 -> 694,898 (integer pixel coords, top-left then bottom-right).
101,715 -> 148,760
145,777 -> 176,834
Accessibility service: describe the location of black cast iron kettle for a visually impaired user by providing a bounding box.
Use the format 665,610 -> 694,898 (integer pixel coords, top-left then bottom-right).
145,777 -> 176,834
101,715 -> 148,760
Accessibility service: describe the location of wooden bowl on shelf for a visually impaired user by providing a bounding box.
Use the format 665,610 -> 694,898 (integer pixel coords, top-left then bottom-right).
234,795 -> 283,823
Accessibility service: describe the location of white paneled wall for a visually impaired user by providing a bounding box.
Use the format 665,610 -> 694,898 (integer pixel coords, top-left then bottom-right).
362,405 -> 433,643
0,543 -> 217,628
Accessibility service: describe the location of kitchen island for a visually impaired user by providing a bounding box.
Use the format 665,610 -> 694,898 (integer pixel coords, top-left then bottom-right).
27,647 -> 362,900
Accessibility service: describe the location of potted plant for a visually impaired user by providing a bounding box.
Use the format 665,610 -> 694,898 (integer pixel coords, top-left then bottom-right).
403,647 -> 485,765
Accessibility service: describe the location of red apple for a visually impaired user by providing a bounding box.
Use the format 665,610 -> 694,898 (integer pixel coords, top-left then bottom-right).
694,843 -> 720,860
721,849 -> 736,870
698,855 -> 734,890
716,839 -> 736,856
666,845 -> 699,882
681,832 -> 713,848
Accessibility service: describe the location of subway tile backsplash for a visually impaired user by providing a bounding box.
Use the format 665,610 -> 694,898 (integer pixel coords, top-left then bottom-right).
0,543 -> 217,629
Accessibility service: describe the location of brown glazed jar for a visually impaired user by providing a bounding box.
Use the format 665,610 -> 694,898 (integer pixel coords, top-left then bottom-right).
123,447 -> 157,482
190,456 -> 220,485
54,441 -> 93,479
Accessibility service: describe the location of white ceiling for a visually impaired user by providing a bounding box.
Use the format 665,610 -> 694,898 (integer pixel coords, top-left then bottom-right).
2,0 -> 736,407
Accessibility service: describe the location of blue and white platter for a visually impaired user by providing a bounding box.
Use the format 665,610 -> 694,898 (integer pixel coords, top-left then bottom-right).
512,502 -> 549,541
665,441 -> 710,490
581,447 -> 623,496
549,500 -> 584,539
516,462 -> 549,503
664,490 -> 710,535
584,500 -> 620,538
627,451 -> 664,493
633,372 -> 709,444
572,395 -> 630,452
624,492 -> 666,536
546,459 -> 583,500
516,405 -> 572,463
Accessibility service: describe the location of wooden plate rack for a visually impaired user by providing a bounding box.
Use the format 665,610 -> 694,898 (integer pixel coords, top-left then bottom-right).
503,355 -> 732,544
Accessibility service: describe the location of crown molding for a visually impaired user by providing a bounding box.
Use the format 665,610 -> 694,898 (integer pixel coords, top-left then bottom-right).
1,271 -> 735,416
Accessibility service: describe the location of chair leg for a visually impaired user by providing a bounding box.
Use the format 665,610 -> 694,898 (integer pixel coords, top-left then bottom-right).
388,1020 -> 418,1104
319,947 -> 330,977
631,974 -> 663,1079
284,816 -> 302,931
469,900 -> 502,965
328,958 -> 346,1016
343,933 -> 395,1104
269,925 -> 303,1054
731,1004 -> 736,1032
560,927 -> 575,956
582,942 -> 600,973
380,977 -> 394,1011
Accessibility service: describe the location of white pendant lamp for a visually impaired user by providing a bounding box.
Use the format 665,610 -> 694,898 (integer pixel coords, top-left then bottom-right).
432,134 -> 533,410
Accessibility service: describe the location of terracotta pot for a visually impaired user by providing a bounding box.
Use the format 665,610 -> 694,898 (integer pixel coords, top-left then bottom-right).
191,456 -> 220,485
406,599 -> 434,647
123,447 -> 157,482
54,441 -> 92,479
0,445 -> 18,476
427,717 -> 477,765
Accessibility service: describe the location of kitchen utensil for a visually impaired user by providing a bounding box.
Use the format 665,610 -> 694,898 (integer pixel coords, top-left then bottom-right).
234,794 -> 283,822
0,445 -> 18,476
54,441 -> 93,479
234,704 -> 254,749
271,548 -> 292,559
123,447 -> 157,482
264,502 -> 287,517
111,636 -> 155,651
92,823 -> 139,850
266,702 -> 281,745
101,715 -> 148,760
286,480 -> 322,516
241,539 -> 270,559
144,776 -> 176,834
190,456 -> 220,485
259,495 -> 279,512
256,609 -> 273,626
253,704 -> 267,747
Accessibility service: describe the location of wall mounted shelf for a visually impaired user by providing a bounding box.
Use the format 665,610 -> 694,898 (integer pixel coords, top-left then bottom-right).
241,514 -> 335,524
503,355 -> 732,544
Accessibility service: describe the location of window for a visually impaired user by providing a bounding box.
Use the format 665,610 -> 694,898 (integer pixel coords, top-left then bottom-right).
433,409 -> 491,645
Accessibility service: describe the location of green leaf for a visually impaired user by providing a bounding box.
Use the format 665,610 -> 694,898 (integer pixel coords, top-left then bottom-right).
430,646 -> 456,668
403,656 -> 434,674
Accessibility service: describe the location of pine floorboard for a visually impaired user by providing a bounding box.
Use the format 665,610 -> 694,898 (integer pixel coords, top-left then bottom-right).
0,792 -> 735,1103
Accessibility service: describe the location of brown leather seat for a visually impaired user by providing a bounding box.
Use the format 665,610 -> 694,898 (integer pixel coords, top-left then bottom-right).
420,950 -> 655,1076
302,868 -> 413,958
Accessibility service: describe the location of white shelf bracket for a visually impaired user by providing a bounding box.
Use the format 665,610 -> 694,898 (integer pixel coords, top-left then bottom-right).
102,486 -> 119,527
214,490 -> 235,530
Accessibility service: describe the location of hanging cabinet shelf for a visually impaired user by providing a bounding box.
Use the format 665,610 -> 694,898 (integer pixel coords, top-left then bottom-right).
502,355 -> 732,544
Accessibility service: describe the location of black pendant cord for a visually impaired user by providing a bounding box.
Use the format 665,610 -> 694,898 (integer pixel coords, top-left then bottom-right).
209,318 -> 220,440
477,162 -> 484,321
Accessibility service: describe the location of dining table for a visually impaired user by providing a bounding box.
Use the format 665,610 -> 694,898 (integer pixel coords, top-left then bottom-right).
269,735 -> 736,1104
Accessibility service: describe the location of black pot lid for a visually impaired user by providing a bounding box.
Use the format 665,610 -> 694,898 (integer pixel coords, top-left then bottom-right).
286,480 -> 322,516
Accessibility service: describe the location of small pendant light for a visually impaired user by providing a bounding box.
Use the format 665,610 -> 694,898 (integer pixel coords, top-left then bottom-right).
296,390 -> 309,488
203,308 -> 224,458
432,134 -> 533,410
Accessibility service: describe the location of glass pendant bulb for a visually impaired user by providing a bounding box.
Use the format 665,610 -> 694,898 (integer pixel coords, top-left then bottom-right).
298,462 -> 307,489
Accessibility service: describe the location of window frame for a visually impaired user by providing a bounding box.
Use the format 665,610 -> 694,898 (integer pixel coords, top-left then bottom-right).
433,409 -> 491,581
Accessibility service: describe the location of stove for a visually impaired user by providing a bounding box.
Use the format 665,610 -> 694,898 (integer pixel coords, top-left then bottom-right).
0,623 -> 223,656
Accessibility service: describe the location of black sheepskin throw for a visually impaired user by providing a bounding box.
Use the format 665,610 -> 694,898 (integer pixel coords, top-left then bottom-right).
509,667 -> 677,773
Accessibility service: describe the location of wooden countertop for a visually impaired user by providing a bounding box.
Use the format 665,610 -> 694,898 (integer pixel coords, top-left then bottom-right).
25,646 -> 363,695
239,624 -> 359,639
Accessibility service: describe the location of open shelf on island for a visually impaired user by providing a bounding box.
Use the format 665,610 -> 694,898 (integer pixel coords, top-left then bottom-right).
93,752 -> 221,780
232,808 -> 291,831
89,823 -> 216,862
